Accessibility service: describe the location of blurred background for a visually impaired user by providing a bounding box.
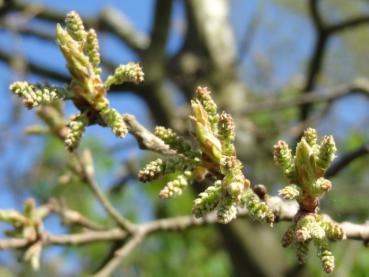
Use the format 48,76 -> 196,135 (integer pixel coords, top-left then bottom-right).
0,0 -> 369,276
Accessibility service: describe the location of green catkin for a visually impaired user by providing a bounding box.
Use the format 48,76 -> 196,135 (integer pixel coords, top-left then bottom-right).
195,87 -> 219,133
86,29 -> 101,72
10,82 -> 67,109
281,225 -> 295,247
192,181 -> 222,218
99,107 -> 128,138
217,198 -> 237,224
65,10 -> 86,42
316,135 -> 337,171
241,190 -> 274,222
65,113 -> 89,151
279,184 -> 301,200
273,140 -> 295,181
159,171 -> 192,199
138,159 -> 165,182
296,242 -> 309,264
105,63 -> 144,89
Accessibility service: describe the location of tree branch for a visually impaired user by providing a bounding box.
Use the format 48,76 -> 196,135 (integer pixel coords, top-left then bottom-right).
11,1 -> 148,53
99,7 -> 149,53
328,15 -> 369,34
122,114 -> 175,155
93,233 -> 144,277
326,142 -> 369,177
239,78 -> 369,115
73,152 -> 134,233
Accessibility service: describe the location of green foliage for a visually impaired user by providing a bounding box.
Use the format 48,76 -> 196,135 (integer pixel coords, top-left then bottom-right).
275,128 -> 345,273
10,11 -> 144,151
139,87 -> 274,224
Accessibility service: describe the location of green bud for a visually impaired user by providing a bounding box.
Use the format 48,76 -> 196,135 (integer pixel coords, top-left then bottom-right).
316,135 -> 336,172
296,241 -> 309,264
56,23 -> 95,92
105,63 -> 144,89
295,138 -> 317,187
218,112 -> 235,156
217,198 -> 237,224
295,227 -> 311,242
309,222 -> 325,240
65,10 -> 86,42
195,87 -> 218,132
303,128 -> 317,147
65,113 -> 89,151
86,29 -> 101,72
311,177 -> 332,196
273,140 -> 295,181
191,100 -> 222,163
159,171 -> 192,199
316,243 -> 335,273
241,190 -> 274,222
10,82 -> 67,109
154,126 -> 194,156
99,107 -> 128,137
318,215 -> 345,240
282,225 -> 296,247
220,156 -> 243,175
279,184 -> 301,200
192,181 -> 222,218
138,159 -> 165,182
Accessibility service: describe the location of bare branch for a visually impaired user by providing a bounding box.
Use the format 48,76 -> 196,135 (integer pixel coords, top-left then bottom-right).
43,228 -> 126,246
122,114 -> 175,155
11,1 -> 148,53
326,143 -> 369,177
73,153 -> 134,233
99,7 -> 149,53
0,47 -> 70,82
328,15 -> 369,34
239,78 -> 369,115
93,234 -> 144,277
0,237 -> 29,250
49,199 -> 107,231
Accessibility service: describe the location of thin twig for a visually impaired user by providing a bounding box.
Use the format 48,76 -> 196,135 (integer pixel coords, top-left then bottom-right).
73,152 -> 134,233
93,233 -> 144,277
239,78 -> 369,115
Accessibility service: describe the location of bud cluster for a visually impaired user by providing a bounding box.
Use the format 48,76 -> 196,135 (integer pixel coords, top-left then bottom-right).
274,128 -> 344,273
139,87 -> 273,223
0,199 -> 50,270
9,11 -> 144,151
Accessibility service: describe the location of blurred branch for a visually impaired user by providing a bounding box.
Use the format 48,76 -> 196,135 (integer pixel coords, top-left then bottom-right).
328,15 -> 369,34
49,199 -> 107,231
99,7 -> 149,53
239,78 -> 369,114
139,0 -> 176,125
72,152 -> 134,233
300,0 -> 369,122
93,233 -> 144,277
300,0 -> 328,121
326,142 -> 369,177
11,1 -> 148,53
0,47 -> 70,82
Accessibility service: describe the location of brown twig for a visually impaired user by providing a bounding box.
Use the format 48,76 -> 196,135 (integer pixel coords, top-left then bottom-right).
123,114 -> 175,155
72,152 -> 134,233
